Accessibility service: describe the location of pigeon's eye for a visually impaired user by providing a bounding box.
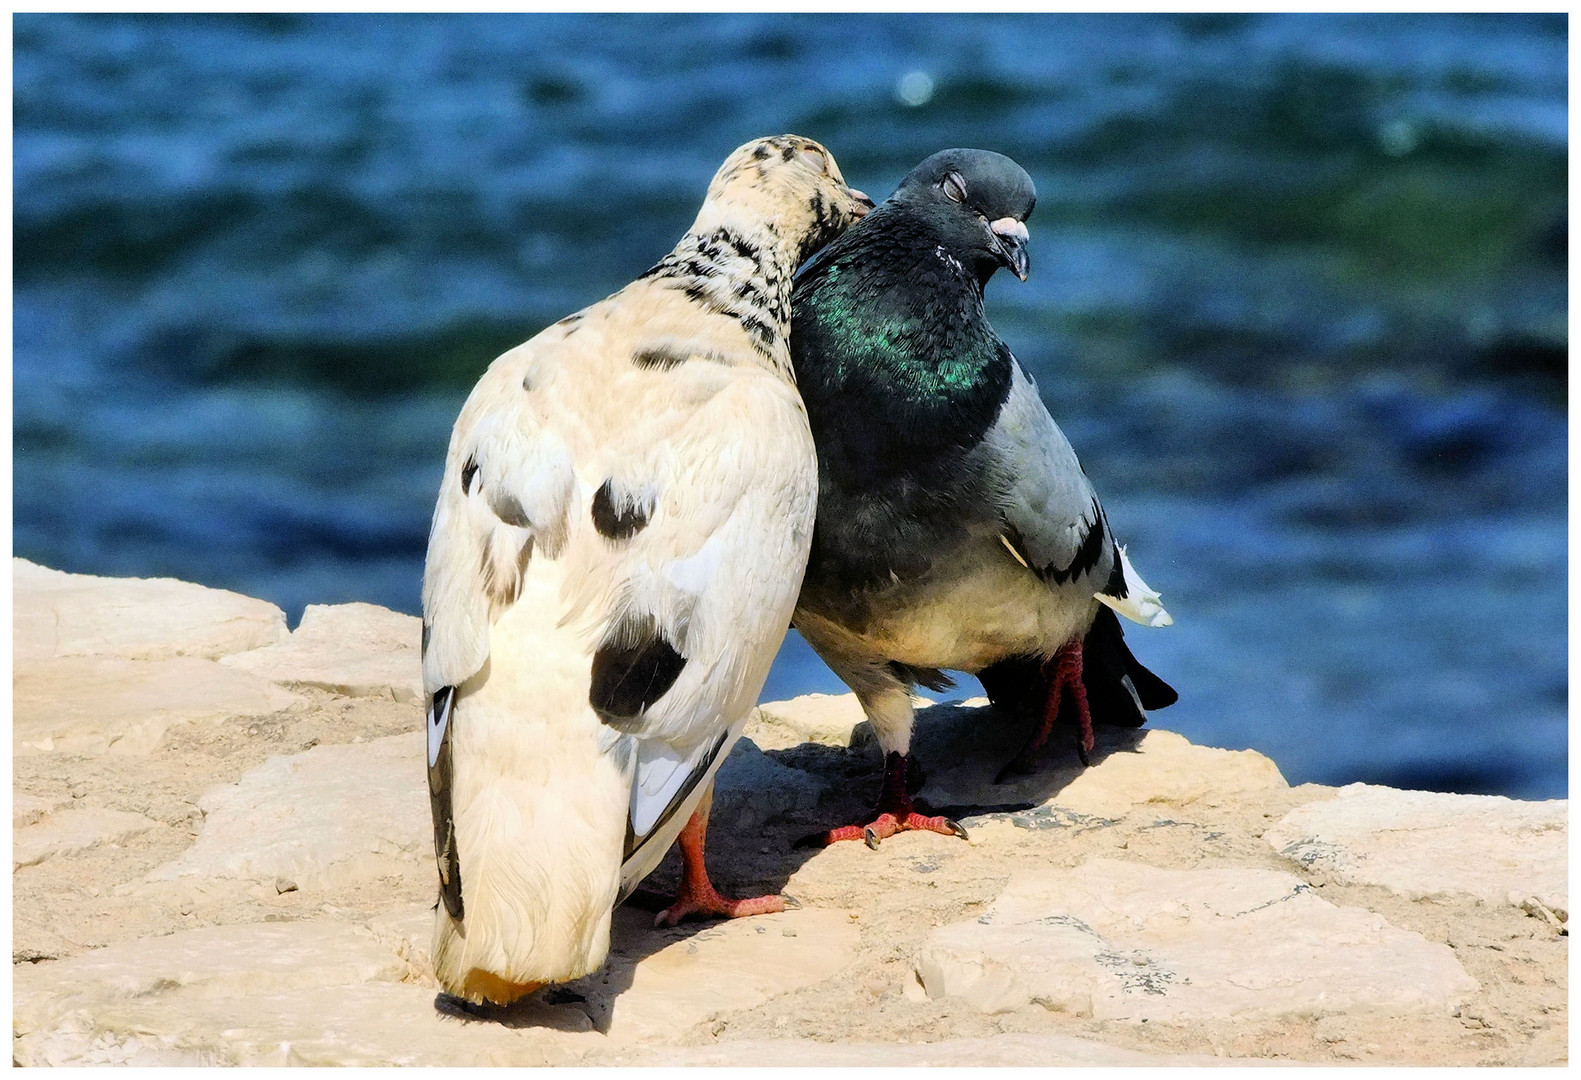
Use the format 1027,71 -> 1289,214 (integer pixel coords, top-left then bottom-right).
941,172 -> 968,204
798,146 -> 829,174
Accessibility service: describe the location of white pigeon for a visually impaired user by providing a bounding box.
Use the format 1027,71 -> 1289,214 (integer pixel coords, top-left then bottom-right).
423,135 -> 871,1006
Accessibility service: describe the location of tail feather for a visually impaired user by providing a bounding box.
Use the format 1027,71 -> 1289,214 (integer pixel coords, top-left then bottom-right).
1082,606 -> 1177,724
1095,545 -> 1172,628
1122,648 -> 1178,712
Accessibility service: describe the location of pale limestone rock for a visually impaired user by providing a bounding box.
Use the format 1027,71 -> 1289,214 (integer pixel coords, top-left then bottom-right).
14,655 -> 302,756
711,736 -> 826,832
11,905 -> 858,1066
13,808 -> 163,870
145,732 -> 427,894
1266,783 -> 1568,918
9,919 -> 591,1067
565,905 -> 861,1043
342,903 -> 859,1048
12,920 -> 414,1004
221,601 -> 422,705
13,558 -> 287,665
14,791 -> 71,828
1047,729 -> 1288,817
750,693 -> 865,750
13,914 -> 79,964
13,983 -> 594,1067
362,905 -> 438,981
627,1034 -> 1234,1066
917,858 -> 1477,1021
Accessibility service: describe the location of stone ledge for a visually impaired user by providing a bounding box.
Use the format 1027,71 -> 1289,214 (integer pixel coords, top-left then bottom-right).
220,602 -> 423,705
13,558 -> 287,664
14,655 -> 302,757
10,565 -> 1568,1066
142,732 -> 429,896
917,858 -> 1477,1021
1265,782 -> 1568,919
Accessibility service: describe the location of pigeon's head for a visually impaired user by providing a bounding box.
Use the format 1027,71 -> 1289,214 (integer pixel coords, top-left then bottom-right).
895,148 -> 1036,283
707,135 -> 875,264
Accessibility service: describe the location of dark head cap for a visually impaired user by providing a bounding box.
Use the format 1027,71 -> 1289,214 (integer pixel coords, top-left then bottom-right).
893,148 -> 1036,282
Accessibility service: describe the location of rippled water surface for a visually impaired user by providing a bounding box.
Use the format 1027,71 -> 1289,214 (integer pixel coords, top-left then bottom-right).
13,13 -> 1567,797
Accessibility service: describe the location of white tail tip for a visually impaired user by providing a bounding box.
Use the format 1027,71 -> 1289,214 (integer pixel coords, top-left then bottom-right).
1095,545 -> 1173,628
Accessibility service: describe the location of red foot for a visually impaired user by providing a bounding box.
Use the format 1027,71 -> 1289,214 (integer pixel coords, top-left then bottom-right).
996,639 -> 1092,782
807,752 -> 969,849
654,803 -> 794,927
654,881 -> 790,927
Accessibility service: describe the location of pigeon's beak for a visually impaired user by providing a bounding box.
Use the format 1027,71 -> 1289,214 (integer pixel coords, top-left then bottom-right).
990,217 -> 1030,281
846,187 -> 875,220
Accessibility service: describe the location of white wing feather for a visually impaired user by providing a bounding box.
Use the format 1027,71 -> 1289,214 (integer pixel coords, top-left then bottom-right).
1095,544 -> 1173,627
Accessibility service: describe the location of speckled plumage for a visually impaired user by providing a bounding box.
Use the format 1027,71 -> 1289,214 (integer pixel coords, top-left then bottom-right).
422,135 -> 869,1003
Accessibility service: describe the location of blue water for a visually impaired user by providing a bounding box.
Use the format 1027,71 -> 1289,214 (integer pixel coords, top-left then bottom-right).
13,13 -> 1567,798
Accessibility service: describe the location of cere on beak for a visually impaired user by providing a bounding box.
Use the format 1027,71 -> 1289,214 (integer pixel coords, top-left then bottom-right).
989,217 -> 1030,281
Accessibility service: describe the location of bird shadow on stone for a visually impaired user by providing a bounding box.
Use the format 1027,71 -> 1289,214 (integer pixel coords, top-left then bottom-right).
629,699 -> 1146,947
436,699 -> 1146,1032
762,698 -> 1147,843
900,698 -> 1149,818
433,989 -> 600,1032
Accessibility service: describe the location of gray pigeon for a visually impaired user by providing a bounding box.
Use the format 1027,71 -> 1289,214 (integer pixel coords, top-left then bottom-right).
789,148 -> 1176,848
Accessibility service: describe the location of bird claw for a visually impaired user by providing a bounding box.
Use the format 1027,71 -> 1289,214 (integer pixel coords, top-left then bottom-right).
811,810 -> 966,850
654,887 -> 787,927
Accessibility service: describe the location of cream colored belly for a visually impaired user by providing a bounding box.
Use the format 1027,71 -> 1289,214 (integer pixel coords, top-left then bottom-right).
805,547 -> 1097,674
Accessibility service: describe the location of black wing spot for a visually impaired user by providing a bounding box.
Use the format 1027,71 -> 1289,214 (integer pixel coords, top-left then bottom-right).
591,479 -> 652,540
633,345 -> 689,370
1100,542 -> 1128,600
421,621 -> 431,658
1047,499 -> 1107,585
479,534 -> 533,610
460,456 -> 479,495
635,343 -> 731,370
428,687 -> 463,919
488,491 -> 531,529
590,615 -> 687,733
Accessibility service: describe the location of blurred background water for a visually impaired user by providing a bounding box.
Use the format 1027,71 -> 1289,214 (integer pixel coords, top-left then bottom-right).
13,13 -> 1567,798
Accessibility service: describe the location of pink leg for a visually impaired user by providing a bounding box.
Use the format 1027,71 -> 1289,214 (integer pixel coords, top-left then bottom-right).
654,798 -> 791,927
811,751 -> 968,850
